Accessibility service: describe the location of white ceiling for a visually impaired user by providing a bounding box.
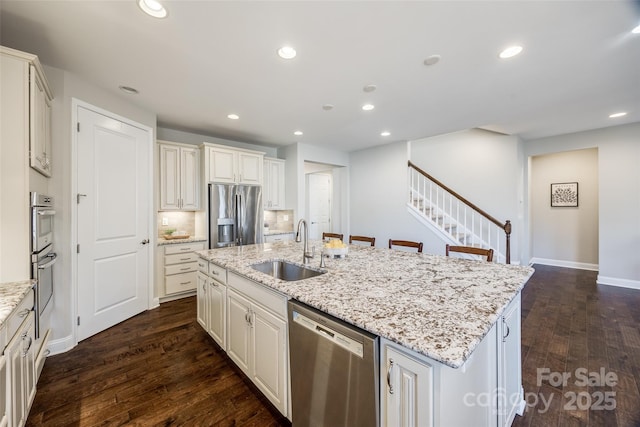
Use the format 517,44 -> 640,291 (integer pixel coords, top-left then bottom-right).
1,1 -> 639,152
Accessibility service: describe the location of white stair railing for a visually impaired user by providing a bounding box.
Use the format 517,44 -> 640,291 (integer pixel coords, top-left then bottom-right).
407,161 -> 512,263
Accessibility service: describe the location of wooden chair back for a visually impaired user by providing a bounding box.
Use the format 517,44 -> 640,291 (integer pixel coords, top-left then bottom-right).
388,239 -> 423,253
349,235 -> 376,247
445,244 -> 494,262
322,232 -> 344,241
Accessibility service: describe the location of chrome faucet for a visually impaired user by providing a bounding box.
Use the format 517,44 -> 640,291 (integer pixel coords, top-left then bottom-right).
295,219 -> 314,264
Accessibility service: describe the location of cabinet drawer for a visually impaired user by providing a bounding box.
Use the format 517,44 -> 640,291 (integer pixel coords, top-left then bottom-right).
165,252 -> 200,265
228,271 -> 287,318
209,262 -> 227,285
165,271 -> 197,294
6,289 -> 34,339
164,242 -> 205,255
165,262 -> 197,276
197,258 -> 208,274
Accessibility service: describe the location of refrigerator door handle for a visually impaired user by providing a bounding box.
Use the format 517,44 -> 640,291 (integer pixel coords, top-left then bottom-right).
236,193 -> 243,246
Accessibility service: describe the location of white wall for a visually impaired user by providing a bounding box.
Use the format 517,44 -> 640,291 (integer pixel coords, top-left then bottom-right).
524,122 -> 640,288
350,141 -> 440,252
530,148 -> 599,268
44,64 -> 157,351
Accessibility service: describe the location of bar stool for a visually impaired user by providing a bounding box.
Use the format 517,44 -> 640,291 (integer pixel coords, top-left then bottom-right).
349,235 -> 375,247
445,244 -> 494,262
388,239 -> 423,253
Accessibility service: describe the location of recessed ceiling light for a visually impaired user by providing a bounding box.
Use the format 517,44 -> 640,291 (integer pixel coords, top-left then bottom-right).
277,46 -> 297,59
380,131 -> 391,137
119,85 -> 139,94
362,104 -> 375,111
423,55 -> 441,66
322,104 -> 334,111
138,0 -> 167,18
499,45 -> 523,59
294,131 -> 303,136
363,84 -> 377,93
227,114 -> 239,120
632,24 -> 640,34
609,112 -> 627,118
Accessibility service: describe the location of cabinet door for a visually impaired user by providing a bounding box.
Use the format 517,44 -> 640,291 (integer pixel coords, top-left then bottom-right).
196,272 -> 208,329
180,146 -> 200,210
498,294 -> 523,427
265,159 -> 285,209
250,303 -> 287,415
238,152 -> 263,185
207,278 -> 226,350
226,290 -> 251,375
208,147 -> 236,183
7,312 -> 35,427
159,144 -> 181,210
0,353 -> 7,427
30,65 -> 52,177
382,342 -> 433,427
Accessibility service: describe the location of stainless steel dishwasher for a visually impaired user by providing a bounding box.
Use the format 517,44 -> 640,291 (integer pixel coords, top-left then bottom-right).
288,300 -> 379,427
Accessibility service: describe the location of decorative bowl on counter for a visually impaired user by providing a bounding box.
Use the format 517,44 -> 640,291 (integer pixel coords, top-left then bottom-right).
324,246 -> 348,258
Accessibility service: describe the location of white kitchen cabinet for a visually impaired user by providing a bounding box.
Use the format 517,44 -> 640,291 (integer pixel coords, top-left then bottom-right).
1,46 -> 52,283
264,233 -> 295,243
381,339 -> 433,427
226,272 -> 288,416
207,264 -> 227,350
263,157 -> 285,209
202,143 -> 264,185
497,294 -> 524,427
196,271 -> 208,330
29,65 -> 53,177
160,241 -> 205,298
1,323 -> 7,427
159,141 -> 200,210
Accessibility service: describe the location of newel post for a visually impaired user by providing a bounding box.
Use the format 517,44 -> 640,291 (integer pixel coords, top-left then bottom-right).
504,220 -> 512,264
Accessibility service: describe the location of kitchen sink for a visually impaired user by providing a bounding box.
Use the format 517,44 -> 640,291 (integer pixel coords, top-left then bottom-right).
251,260 -> 326,281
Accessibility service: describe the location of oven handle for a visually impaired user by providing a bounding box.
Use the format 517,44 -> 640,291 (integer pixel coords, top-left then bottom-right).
37,209 -> 56,216
38,253 -> 58,269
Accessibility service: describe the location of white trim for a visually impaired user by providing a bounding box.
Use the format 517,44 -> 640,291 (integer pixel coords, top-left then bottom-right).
529,257 -> 599,271
71,98 -> 155,349
47,335 -> 75,356
597,275 -> 640,290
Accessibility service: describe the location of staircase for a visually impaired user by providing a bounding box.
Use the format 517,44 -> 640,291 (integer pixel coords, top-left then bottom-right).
407,161 -> 512,263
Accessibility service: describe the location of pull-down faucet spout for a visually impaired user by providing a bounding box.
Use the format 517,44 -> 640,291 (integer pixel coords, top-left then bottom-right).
295,219 -> 314,264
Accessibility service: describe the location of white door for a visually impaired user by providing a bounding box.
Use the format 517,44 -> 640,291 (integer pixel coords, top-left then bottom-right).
76,105 -> 150,341
307,173 -> 332,239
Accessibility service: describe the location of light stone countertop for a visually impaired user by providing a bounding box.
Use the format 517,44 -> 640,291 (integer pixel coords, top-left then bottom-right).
157,236 -> 207,246
264,230 -> 295,236
0,280 -> 35,329
196,240 -> 534,369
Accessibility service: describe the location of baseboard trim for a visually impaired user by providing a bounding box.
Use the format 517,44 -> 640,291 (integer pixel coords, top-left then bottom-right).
597,275 -> 640,290
529,257 -> 599,271
47,335 -> 76,356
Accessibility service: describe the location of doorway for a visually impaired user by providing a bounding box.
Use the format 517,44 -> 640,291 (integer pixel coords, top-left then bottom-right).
73,100 -> 153,342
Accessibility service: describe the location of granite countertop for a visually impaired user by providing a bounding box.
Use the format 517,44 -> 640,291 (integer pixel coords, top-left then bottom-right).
196,240 -> 534,369
0,280 -> 35,329
264,230 -> 295,236
157,236 -> 207,246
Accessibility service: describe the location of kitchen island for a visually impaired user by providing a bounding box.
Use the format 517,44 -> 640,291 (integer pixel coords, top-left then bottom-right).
196,240 -> 534,426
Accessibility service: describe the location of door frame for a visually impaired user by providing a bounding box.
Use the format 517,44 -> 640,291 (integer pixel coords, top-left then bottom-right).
70,98 -> 155,347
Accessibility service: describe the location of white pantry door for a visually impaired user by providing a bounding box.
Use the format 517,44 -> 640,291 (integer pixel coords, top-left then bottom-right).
307,173 -> 332,239
76,105 -> 150,341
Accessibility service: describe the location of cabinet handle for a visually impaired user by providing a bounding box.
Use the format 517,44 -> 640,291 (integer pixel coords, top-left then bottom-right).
503,318 -> 510,342
22,334 -> 33,357
18,308 -> 30,318
210,281 -> 219,288
211,270 -> 219,275
180,258 -> 191,261
180,247 -> 191,251
387,358 -> 394,394
180,281 -> 190,285
180,267 -> 191,271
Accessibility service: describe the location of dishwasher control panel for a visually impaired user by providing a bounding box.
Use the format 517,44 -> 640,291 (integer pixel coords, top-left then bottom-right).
292,310 -> 364,358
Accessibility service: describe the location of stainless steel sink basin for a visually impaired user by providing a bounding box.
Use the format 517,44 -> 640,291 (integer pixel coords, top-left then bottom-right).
251,260 -> 325,281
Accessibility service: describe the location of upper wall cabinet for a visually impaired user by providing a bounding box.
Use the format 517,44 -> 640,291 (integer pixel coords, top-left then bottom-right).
202,143 -> 264,186
30,65 -> 53,177
264,157 -> 285,209
159,141 -> 200,211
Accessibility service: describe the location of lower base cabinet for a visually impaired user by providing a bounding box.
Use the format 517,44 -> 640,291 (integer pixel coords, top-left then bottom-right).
6,311 -> 36,427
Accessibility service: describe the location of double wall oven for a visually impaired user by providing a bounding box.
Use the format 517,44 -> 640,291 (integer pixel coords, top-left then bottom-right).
30,192 -> 57,339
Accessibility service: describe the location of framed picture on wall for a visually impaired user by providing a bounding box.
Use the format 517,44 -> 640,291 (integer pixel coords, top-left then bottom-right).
551,182 -> 578,207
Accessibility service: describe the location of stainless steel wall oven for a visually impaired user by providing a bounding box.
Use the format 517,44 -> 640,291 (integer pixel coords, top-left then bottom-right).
30,192 -> 57,338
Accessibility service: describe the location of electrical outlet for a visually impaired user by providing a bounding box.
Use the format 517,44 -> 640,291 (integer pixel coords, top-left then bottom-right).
162,217 -> 169,226
283,215 -> 289,221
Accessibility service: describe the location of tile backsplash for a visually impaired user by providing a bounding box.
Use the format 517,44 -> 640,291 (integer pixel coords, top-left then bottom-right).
264,209 -> 294,232
157,211 -> 196,237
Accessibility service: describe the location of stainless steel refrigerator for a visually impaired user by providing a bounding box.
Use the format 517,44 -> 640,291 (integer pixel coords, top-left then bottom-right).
209,183 -> 263,248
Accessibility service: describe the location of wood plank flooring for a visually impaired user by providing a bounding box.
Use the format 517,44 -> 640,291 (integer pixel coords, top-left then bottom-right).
27,264 -> 640,426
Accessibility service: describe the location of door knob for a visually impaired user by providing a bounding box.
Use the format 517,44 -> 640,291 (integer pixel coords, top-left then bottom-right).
141,239 -> 150,245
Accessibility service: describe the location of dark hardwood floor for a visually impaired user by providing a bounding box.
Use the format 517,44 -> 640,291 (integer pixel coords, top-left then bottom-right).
27,264 -> 640,426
